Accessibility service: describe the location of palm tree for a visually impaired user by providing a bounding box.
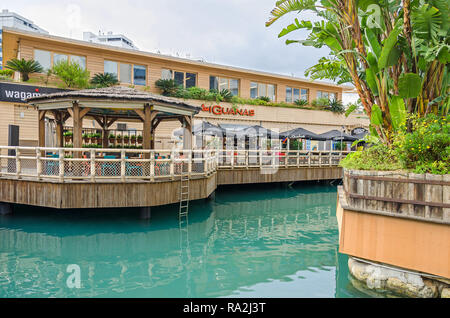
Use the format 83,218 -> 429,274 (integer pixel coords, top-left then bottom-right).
5,58 -> 43,81
90,73 -> 119,87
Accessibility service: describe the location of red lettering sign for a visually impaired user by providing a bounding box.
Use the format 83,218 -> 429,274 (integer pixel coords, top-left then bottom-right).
201,104 -> 255,117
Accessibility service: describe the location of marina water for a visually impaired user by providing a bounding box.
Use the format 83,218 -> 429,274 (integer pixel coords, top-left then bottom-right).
0,182 -> 386,298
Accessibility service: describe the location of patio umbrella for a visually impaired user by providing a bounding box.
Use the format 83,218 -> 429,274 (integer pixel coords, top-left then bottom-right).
239,125 -> 281,139
174,121 -> 225,137
280,127 -> 327,141
318,129 -> 359,142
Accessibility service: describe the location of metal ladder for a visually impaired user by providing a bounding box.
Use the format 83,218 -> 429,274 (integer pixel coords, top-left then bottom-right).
179,164 -> 190,222
178,161 -> 191,296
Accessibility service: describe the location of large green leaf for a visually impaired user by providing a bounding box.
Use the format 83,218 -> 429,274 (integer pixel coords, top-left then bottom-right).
278,18 -> 312,37
365,27 -> 382,57
398,73 -> 422,98
370,104 -> 383,126
378,20 -> 403,69
365,68 -> 379,96
389,95 -> 407,131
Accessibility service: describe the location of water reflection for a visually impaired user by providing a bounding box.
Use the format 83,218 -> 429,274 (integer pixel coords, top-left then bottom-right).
0,183 -> 377,298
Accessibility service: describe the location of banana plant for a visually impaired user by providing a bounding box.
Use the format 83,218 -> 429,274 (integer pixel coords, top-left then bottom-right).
266,0 -> 449,145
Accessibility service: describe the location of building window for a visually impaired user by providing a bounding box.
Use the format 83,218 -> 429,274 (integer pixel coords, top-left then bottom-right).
317,91 -> 330,99
34,49 -> 51,70
251,82 -> 276,101
133,65 -> 146,86
250,82 -> 258,99
70,55 -> 86,70
329,92 -> 337,101
286,87 -> 292,103
209,76 -> 240,96
120,63 -> 132,84
301,89 -> 309,101
53,53 -> 68,65
185,73 -> 197,88
163,69 -> 197,88
104,60 -> 118,77
161,69 -> 173,80
286,87 -> 309,103
174,71 -> 184,86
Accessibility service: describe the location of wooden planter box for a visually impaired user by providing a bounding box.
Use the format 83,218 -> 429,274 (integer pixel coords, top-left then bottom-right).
337,169 -> 450,280
342,169 -> 450,223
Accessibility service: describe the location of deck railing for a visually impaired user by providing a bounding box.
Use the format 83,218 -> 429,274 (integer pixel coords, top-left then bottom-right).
217,150 -> 351,169
0,146 -> 350,182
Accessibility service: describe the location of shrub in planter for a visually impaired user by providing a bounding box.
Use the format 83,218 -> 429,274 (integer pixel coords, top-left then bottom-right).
123,135 -> 130,144
137,135 -> 143,144
116,134 -> 122,143
82,133 -> 90,143
108,133 -> 116,144
130,135 -> 136,144
63,131 -> 73,142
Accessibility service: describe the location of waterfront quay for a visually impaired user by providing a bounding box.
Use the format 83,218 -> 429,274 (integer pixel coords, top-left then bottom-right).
0,146 -> 347,210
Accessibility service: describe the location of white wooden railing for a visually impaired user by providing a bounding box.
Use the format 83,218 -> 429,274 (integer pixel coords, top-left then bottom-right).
0,146 -> 350,182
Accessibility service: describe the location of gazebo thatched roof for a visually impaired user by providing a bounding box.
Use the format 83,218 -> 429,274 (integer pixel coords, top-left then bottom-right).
26,86 -> 201,116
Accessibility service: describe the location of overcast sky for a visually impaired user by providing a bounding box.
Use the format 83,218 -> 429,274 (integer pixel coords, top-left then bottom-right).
5,0 -> 358,103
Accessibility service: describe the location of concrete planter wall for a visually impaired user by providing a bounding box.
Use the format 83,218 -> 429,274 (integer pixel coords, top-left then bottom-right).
338,169 -> 450,298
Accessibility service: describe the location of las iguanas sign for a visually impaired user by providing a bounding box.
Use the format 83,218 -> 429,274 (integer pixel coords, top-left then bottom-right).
201,104 -> 255,117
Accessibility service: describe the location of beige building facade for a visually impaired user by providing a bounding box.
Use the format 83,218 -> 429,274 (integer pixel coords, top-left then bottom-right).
0,27 -> 368,148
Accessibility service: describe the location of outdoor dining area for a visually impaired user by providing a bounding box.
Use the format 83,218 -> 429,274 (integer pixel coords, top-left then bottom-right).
173,120 -> 364,167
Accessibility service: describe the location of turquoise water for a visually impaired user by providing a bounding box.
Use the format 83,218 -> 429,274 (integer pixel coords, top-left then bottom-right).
0,182 -> 382,298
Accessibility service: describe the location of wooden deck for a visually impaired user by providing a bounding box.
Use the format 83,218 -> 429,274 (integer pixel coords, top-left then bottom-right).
0,146 -> 350,209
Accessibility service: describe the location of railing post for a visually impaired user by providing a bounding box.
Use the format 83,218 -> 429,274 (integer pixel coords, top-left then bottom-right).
36,148 -> 41,180
259,150 -> 262,169
170,149 -> 175,180
15,147 -> 21,179
150,150 -> 155,181
231,150 -> 234,169
308,151 -> 311,167
297,150 -> 300,168
90,149 -> 95,182
319,151 -> 322,167
121,150 -> 126,181
246,150 -> 249,169
188,151 -> 192,176
330,150 -> 332,166
58,148 -> 64,182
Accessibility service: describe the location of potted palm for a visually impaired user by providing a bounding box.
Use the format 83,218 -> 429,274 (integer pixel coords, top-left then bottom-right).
123,134 -> 130,144
5,58 -> 43,81
137,135 -> 143,144
130,135 -> 136,145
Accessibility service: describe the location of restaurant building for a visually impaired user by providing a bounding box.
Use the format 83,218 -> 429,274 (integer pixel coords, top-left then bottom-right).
0,27 -> 368,149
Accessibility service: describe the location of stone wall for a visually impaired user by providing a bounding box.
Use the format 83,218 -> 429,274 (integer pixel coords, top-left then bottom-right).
348,257 -> 450,298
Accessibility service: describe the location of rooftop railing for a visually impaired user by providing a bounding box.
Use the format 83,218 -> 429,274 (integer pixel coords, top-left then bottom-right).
0,146 -> 350,183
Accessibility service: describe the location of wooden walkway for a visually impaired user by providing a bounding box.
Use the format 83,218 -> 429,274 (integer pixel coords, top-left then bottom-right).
0,146 -> 350,209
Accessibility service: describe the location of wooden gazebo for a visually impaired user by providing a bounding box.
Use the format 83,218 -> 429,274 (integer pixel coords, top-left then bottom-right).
27,86 -> 200,151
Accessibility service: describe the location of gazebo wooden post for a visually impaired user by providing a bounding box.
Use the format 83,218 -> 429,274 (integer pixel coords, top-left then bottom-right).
183,115 -> 192,150
52,111 -> 64,148
38,110 -> 46,153
141,104 -> 155,158
72,102 -> 82,154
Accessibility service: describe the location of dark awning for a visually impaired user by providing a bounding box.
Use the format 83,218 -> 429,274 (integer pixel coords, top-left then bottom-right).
318,130 -> 359,141
174,121 -> 225,136
280,127 -> 327,141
